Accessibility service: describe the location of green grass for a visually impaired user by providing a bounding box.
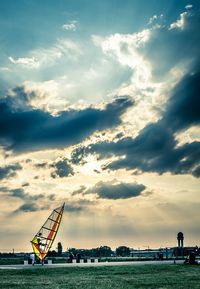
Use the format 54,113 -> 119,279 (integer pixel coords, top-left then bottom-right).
0,258 -> 22,265
0,264 -> 200,289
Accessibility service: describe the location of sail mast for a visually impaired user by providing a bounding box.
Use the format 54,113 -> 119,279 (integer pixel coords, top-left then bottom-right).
31,203 -> 65,260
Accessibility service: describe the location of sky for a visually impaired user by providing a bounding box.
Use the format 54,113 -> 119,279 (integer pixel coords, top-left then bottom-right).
0,0 -> 200,252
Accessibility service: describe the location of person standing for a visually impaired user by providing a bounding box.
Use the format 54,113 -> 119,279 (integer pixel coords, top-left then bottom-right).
69,253 -> 73,263
30,253 -> 35,265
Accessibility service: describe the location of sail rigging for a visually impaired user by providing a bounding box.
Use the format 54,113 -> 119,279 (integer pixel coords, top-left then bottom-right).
31,203 -> 65,260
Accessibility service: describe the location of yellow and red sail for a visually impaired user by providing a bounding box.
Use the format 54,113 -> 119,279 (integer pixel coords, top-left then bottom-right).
31,203 -> 65,260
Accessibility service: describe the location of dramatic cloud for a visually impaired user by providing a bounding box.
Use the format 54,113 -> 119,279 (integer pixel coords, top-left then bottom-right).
71,63 -> 200,177
0,187 -> 43,201
51,158 -> 74,178
0,95 -> 133,153
6,85 -> 37,110
70,11 -> 200,179
1,1 -> 200,250
97,10 -> 200,81
164,65 -> 200,131
0,186 -> 56,214
81,180 -> 146,200
15,203 -> 39,212
146,10 -> 200,78
14,203 -> 49,213
0,163 -> 22,180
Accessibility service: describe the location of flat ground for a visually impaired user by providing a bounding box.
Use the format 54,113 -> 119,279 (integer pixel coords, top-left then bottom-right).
0,264 -> 200,289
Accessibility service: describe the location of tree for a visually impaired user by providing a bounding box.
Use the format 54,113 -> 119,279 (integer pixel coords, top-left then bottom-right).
116,246 -> 130,257
48,250 -> 57,257
98,246 -> 113,257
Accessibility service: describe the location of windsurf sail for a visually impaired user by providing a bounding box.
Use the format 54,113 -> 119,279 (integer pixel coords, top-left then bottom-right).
31,203 -> 65,260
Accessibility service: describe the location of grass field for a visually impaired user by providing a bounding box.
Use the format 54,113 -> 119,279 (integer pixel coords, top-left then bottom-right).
0,264 -> 200,289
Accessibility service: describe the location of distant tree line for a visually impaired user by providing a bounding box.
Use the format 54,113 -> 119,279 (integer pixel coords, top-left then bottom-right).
68,246 -> 113,258
1,243 -> 200,259
48,244 -> 131,258
0,253 -> 15,258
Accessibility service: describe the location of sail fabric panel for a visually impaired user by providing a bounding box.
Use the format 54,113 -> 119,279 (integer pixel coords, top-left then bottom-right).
31,204 -> 64,260
31,236 -> 40,257
47,212 -> 61,240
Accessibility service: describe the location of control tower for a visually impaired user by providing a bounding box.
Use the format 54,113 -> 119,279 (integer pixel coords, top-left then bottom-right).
177,232 -> 184,248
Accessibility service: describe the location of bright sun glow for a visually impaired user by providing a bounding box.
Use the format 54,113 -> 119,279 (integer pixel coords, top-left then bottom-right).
79,155 -> 102,176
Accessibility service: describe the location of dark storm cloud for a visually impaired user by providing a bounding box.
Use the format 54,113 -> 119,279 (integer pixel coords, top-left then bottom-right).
11,188 -> 43,200
14,202 -> 49,213
15,203 -> 39,212
104,130 -> 200,177
6,86 -> 37,111
64,204 -> 84,213
163,66 -> 200,131
146,10 -> 200,79
0,186 -> 43,201
83,180 -> 146,200
71,64 -> 200,177
0,163 -> 22,180
51,158 -> 74,178
1,186 -> 56,213
0,94 -> 133,153
34,158 -> 74,178
193,166 -> 200,177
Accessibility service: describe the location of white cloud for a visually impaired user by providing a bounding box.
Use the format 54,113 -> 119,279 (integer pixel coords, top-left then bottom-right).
34,38 -> 81,65
100,30 -> 150,69
8,56 -> 39,69
91,29 -> 162,135
93,29 -> 152,89
62,20 -> 78,31
21,79 -> 72,113
169,12 -> 188,30
92,35 -> 104,46
95,30 -> 151,95
148,15 -> 158,24
175,125 -> 200,147
0,66 -> 10,71
185,4 -> 193,10
8,38 -> 81,70
148,14 -> 163,25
